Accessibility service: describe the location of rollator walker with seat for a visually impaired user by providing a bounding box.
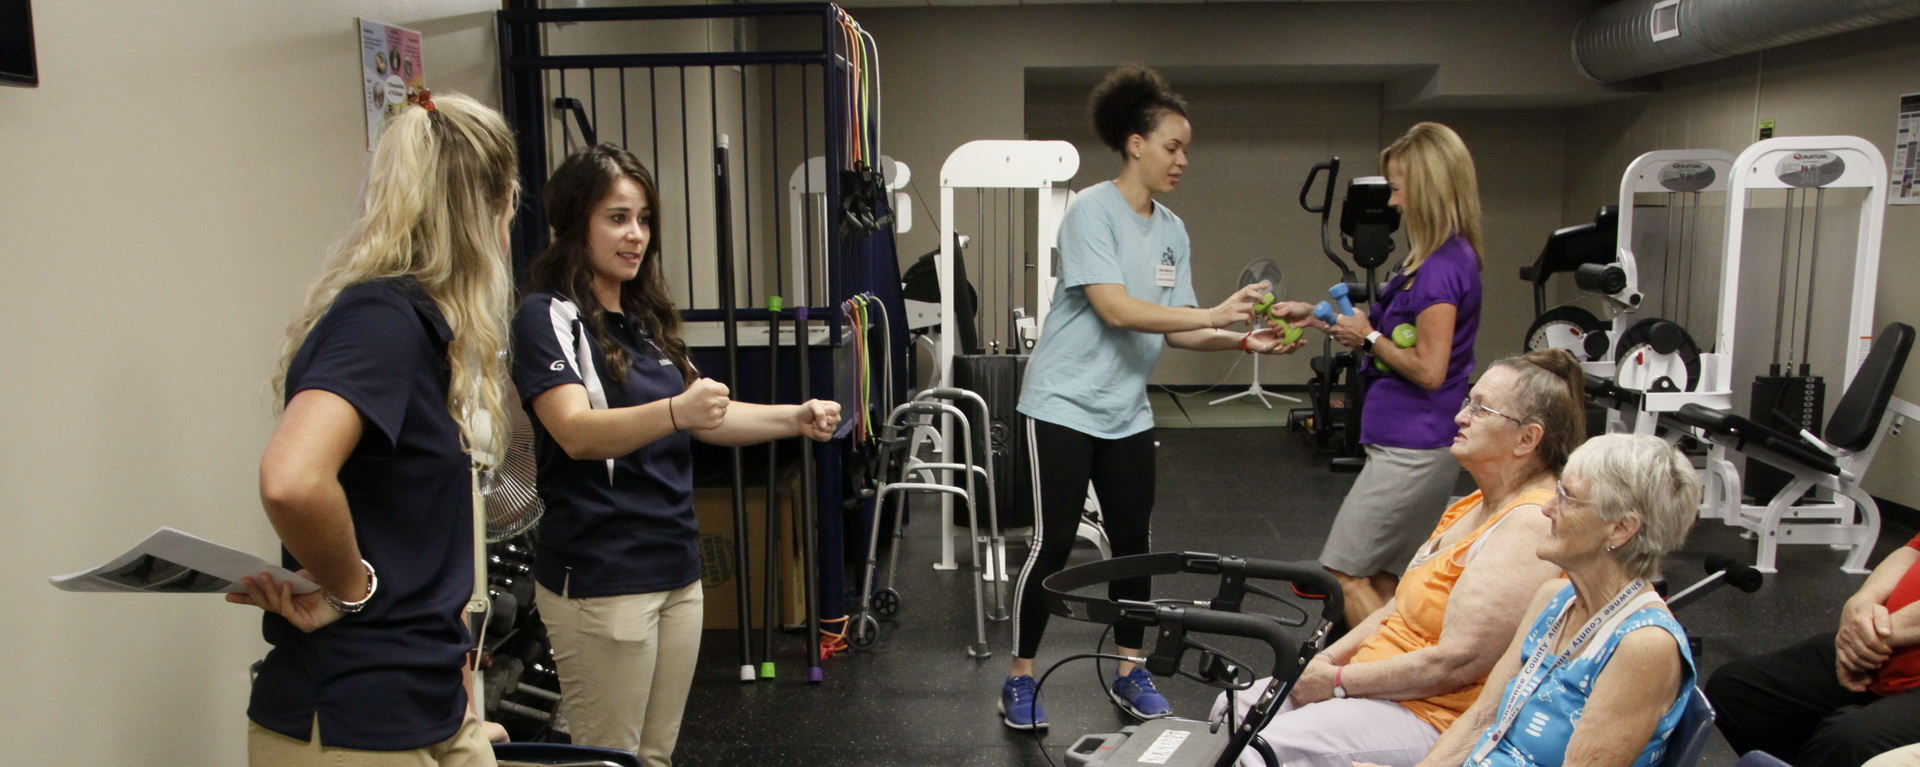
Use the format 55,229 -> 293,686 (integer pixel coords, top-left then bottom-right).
1044,552 -> 1342,767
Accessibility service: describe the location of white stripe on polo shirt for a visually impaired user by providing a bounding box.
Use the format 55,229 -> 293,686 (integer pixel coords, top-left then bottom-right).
546,296 -> 617,484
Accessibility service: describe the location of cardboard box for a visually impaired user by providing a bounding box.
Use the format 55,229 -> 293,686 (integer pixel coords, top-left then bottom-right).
694,469 -> 806,630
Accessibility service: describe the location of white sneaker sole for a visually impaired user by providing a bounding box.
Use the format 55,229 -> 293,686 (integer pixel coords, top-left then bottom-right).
998,697 -> 1050,730
1109,686 -> 1173,720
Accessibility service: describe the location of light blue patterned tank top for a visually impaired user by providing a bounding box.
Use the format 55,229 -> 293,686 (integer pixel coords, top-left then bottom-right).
1464,583 -> 1696,767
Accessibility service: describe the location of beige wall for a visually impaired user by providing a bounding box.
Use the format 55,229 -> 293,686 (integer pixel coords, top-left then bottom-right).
1561,16 -> 1920,510
862,3 -> 1598,388
0,2 -> 501,763
4,2 -> 1917,761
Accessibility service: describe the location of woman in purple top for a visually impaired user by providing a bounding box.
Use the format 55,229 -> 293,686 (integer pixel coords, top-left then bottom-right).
1290,122 -> 1486,628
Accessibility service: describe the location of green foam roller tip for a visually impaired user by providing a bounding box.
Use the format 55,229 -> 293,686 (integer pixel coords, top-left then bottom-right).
1392,323 -> 1417,348
767,296 -> 784,312
760,662 -> 776,678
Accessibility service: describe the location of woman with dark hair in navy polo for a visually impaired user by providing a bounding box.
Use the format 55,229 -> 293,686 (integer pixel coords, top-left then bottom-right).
509,144 -> 839,766
229,91 -> 517,765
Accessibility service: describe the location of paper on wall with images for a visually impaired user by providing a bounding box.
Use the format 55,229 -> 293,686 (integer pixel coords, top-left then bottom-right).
50,527 -> 319,595
1894,92 -> 1920,205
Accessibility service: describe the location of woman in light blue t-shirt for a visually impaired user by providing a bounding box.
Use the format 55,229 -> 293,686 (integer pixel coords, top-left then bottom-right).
999,65 -> 1303,731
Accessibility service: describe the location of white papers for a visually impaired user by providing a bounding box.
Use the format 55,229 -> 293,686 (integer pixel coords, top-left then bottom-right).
50,527 -> 318,595
1893,92 -> 1920,205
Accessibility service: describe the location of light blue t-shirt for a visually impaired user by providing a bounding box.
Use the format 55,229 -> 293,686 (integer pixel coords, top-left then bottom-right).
1018,181 -> 1197,438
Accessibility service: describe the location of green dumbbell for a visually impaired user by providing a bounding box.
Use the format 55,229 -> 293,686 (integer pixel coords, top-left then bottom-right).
1253,292 -> 1276,320
1282,325 -> 1305,345
1374,324 -> 1416,376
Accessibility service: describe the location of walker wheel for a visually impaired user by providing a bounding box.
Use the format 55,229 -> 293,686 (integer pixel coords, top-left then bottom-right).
848,614 -> 881,650
871,588 -> 902,619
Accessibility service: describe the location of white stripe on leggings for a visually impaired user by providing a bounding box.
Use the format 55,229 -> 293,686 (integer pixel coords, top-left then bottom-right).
1010,414 -> 1046,657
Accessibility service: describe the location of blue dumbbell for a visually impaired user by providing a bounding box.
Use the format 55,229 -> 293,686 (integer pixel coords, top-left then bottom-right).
1312,283 -> 1356,325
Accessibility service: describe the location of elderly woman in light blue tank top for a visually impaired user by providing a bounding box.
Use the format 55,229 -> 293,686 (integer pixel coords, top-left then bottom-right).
1368,434 -> 1703,767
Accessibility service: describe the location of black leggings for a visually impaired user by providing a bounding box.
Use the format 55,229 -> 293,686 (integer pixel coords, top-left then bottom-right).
1012,417 -> 1156,660
1706,633 -> 1920,767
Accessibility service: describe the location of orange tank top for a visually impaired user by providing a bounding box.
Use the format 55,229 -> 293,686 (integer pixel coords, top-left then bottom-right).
1349,487 -> 1554,732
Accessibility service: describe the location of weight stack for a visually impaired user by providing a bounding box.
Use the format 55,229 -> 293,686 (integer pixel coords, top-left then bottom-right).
950,354 -> 1036,530
1745,374 -> 1825,503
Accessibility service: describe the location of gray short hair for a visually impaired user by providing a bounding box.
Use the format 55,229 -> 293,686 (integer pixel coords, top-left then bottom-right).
1489,349 -> 1587,475
1563,434 -> 1700,580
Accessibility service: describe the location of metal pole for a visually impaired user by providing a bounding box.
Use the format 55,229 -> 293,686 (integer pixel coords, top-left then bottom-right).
715,137 -> 756,683
797,301 -> 822,683
762,294 -> 782,680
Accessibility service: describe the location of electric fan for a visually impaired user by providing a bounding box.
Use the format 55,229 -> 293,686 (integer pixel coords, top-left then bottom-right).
1210,258 -> 1300,409
466,379 -> 545,721
479,382 -> 544,542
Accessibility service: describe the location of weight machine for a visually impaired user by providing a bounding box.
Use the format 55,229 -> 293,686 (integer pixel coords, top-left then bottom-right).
1670,137 -> 1902,573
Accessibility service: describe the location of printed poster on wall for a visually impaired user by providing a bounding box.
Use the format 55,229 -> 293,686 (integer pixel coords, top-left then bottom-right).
1894,92 -> 1920,205
359,19 -> 426,152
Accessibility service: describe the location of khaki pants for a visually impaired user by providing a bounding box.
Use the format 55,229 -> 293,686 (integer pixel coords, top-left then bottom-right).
247,712 -> 494,767
1867,744 -> 1920,767
536,580 -> 703,767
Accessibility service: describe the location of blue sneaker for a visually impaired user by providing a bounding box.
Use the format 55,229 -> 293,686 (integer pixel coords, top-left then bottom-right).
1110,666 -> 1172,719
1000,674 -> 1048,730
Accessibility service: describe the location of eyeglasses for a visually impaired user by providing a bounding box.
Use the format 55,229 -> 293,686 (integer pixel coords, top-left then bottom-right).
1554,480 -> 1593,508
1459,398 -> 1525,426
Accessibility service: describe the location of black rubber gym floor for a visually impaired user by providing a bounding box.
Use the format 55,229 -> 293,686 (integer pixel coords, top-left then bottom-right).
674,427 -> 1913,767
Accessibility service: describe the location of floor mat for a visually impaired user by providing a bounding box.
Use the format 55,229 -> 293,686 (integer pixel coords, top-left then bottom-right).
1150,390 -> 1295,428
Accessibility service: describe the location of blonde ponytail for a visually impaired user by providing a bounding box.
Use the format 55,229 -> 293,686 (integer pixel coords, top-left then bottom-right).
274,92 -> 518,458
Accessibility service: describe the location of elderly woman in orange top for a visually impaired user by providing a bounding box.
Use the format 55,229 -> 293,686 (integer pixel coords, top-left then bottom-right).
1214,350 -> 1586,767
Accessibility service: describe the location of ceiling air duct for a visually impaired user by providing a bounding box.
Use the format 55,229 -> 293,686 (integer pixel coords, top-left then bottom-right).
1573,0 -> 1920,83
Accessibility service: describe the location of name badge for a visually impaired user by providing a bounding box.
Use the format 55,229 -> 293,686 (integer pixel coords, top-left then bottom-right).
1156,248 -> 1177,288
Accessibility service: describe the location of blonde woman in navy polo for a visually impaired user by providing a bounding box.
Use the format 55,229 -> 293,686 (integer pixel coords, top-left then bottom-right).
509,144 -> 839,766
229,92 -> 518,765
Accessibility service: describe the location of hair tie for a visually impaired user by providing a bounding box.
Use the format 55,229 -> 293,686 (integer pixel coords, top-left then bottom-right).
668,395 -> 681,430
417,88 -> 436,112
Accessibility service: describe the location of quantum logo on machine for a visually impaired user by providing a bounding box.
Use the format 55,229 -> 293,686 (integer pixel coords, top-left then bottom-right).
1658,161 -> 1716,193
1777,151 -> 1845,188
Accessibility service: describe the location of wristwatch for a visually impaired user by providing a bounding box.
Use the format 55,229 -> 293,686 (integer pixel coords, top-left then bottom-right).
1332,665 -> 1349,698
1362,330 -> 1384,353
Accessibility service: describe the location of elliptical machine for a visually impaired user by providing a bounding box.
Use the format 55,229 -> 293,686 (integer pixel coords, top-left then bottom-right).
1288,158 -> 1399,471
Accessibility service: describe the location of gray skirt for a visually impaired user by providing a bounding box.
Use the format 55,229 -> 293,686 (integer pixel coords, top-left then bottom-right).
1318,443 -> 1463,577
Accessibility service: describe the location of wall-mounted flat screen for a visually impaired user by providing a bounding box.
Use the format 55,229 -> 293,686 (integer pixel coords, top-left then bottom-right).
1,0 -> 38,88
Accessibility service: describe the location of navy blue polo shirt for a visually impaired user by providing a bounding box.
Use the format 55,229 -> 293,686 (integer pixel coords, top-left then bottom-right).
248,277 -> 474,750
510,292 -> 697,598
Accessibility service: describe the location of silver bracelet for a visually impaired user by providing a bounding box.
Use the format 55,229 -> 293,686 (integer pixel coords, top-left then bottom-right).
321,558 -> 378,614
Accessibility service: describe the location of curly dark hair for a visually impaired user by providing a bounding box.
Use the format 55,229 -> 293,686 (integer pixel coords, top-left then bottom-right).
1088,65 -> 1188,155
528,144 -> 694,387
